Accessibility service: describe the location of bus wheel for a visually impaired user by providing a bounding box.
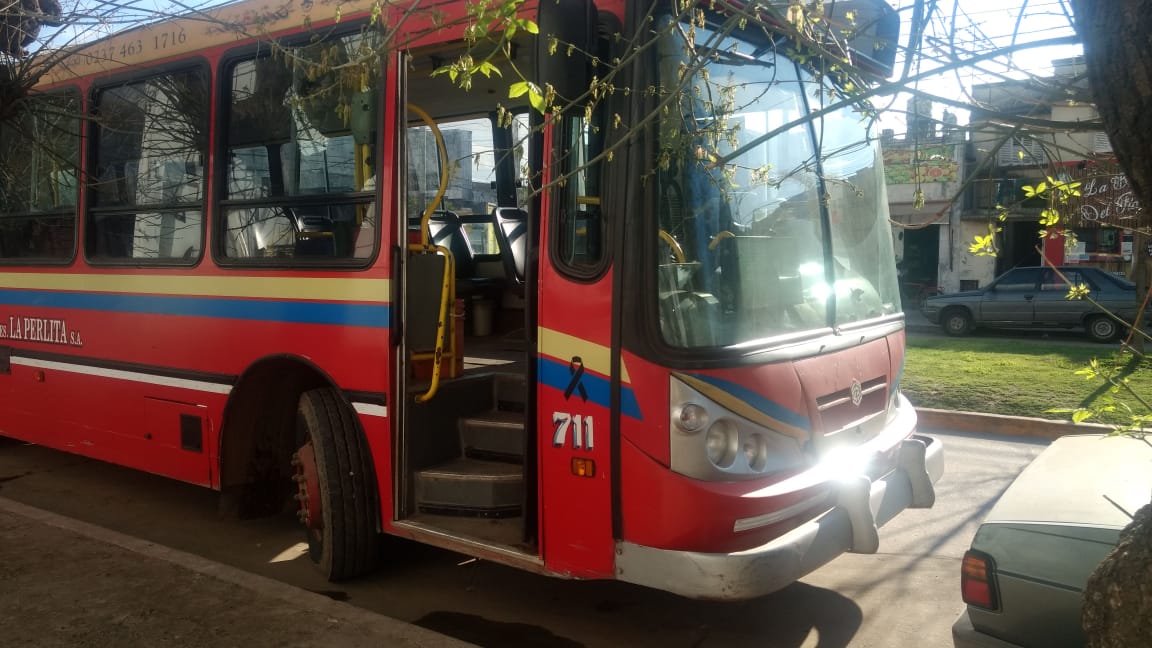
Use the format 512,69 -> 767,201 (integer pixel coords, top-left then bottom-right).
291,387 -> 378,581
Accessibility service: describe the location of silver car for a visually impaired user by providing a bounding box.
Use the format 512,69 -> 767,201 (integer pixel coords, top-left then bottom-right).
921,266 -> 1148,342
952,434 -> 1152,647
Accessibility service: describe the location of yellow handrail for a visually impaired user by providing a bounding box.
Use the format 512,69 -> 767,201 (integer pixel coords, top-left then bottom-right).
408,103 -> 449,247
658,229 -> 686,263
708,230 -> 735,251
407,103 -> 453,403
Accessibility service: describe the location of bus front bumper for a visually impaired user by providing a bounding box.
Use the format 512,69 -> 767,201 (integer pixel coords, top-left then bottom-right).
614,434 -> 944,600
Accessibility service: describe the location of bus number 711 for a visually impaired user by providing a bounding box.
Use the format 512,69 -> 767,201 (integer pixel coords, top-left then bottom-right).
552,412 -> 594,451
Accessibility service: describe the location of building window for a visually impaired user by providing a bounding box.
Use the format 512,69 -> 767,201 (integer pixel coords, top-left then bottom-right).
996,136 -> 1049,166
1072,227 -> 1121,256
1093,132 -> 1113,154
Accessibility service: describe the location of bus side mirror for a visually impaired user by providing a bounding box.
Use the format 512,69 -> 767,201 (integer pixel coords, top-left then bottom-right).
536,0 -> 594,107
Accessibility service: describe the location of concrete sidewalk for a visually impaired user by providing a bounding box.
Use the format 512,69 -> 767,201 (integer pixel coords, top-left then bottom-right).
0,497 -> 472,648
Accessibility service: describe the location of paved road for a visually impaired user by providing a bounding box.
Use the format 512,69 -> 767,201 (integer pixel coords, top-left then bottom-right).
0,428 -> 1047,647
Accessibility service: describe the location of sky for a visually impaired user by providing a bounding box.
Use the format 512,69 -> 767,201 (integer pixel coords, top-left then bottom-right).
44,0 -> 1082,138
877,0 -> 1083,133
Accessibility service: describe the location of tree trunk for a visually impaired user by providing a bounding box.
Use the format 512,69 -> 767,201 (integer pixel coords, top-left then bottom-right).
1069,2 -> 1152,644
1081,502 -> 1152,646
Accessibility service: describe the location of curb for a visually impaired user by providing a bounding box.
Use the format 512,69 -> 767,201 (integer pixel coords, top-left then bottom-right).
0,496 -> 476,648
914,407 -> 1119,441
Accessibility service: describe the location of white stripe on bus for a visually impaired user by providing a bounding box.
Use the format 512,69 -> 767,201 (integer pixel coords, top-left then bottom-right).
10,357 -> 387,417
13,357 -> 234,395
352,402 -> 388,417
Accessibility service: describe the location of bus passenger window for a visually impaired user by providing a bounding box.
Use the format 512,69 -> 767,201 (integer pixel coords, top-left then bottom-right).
88,68 -> 208,264
221,32 -> 379,264
0,91 -> 80,263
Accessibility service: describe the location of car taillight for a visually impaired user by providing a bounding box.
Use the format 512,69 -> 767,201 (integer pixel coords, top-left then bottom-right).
961,550 -> 999,610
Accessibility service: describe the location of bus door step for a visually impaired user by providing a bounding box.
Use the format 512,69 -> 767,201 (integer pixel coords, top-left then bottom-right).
460,411 -> 525,463
415,457 -> 523,517
492,372 -> 526,413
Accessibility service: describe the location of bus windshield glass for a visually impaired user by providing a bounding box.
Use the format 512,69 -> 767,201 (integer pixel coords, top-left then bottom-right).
655,14 -> 901,348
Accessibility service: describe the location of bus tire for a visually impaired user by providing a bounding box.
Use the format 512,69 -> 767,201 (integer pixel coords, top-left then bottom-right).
293,387 -> 379,581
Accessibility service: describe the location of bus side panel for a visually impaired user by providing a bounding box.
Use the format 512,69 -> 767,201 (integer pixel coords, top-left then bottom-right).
357,411 -> 391,531
536,268 -> 617,579
0,277 -> 389,487
1,359 -> 226,487
0,277 -> 390,385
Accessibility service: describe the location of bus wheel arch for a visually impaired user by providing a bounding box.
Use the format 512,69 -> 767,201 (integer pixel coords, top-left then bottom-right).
218,356 -> 328,519
216,359 -> 337,496
218,357 -> 380,580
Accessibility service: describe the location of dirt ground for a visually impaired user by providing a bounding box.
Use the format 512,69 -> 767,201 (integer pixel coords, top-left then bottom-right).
0,498 -> 471,648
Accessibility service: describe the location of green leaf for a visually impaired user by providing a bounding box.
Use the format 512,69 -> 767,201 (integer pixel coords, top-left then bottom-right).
508,81 -> 531,98
477,61 -> 502,78
528,87 -> 546,113
1066,283 -> 1090,300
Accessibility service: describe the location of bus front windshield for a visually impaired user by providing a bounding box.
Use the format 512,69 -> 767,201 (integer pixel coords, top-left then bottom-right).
654,15 -> 901,349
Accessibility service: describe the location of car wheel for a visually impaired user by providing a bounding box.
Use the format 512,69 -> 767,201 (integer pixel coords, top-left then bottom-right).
1085,314 -> 1120,343
941,308 -> 973,336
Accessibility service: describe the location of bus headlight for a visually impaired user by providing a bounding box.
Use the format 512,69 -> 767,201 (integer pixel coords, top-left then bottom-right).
670,376 -> 809,481
705,421 -> 738,468
743,432 -> 768,472
674,403 -> 709,433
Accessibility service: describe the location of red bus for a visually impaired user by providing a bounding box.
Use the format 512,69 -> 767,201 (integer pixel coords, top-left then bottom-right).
0,0 -> 943,599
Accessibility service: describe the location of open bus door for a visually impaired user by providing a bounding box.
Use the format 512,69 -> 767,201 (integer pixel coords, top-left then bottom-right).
392,50 -> 539,568
390,0 -> 598,575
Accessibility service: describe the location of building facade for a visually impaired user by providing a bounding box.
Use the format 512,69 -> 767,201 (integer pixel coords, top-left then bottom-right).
885,57 -> 1143,300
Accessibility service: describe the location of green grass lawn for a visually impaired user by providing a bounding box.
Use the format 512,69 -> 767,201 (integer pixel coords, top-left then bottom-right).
902,336 -> 1152,425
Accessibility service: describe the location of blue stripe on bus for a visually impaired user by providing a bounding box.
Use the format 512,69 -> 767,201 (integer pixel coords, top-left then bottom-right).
0,289 -> 390,328
686,372 -> 810,430
537,357 -> 642,421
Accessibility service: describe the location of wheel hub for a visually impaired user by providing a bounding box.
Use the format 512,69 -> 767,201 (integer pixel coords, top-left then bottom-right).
291,442 -> 323,532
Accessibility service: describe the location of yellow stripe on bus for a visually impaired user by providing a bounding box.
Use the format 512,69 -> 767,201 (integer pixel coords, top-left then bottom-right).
0,273 -> 390,303
672,372 -> 809,442
538,327 -> 631,383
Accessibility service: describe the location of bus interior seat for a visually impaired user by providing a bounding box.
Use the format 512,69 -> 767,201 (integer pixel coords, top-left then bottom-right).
493,207 -> 527,294
424,210 -> 504,303
494,207 -> 528,280
294,214 -> 337,256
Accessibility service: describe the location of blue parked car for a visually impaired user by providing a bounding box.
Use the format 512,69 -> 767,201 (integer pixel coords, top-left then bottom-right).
922,266 -> 1149,342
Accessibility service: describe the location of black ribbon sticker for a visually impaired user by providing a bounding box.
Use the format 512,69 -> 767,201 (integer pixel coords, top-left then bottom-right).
564,356 -> 588,402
